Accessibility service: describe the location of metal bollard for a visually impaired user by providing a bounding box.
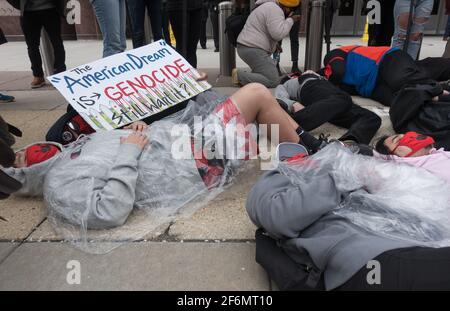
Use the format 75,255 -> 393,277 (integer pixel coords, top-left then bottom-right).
219,1 -> 236,76
40,29 -> 55,77
304,0 -> 326,72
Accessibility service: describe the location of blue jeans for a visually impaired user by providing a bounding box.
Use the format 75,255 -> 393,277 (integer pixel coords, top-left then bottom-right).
126,0 -> 163,48
392,0 -> 434,60
90,0 -> 127,57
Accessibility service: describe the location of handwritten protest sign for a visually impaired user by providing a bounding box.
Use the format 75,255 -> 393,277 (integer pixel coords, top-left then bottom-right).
48,40 -> 211,131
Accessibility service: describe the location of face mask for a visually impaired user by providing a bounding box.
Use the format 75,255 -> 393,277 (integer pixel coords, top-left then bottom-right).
393,132 -> 435,157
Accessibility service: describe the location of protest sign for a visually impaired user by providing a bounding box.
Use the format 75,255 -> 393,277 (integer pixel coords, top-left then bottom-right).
48,40 -> 211,130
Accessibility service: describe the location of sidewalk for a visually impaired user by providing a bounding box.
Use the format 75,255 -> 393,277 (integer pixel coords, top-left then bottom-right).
0,37 -> 444,290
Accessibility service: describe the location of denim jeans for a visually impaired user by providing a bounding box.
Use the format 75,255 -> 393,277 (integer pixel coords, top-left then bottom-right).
392,0 -> 434,60
126,0 -> 163,48
90,0 -> 127,57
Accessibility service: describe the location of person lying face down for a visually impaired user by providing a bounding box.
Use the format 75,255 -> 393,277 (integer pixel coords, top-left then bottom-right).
3,84 -> 324,230
374,131 -> 450,184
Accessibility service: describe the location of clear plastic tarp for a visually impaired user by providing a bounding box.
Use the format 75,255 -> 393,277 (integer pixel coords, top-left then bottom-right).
13,90 -> 250,253
278,143 -> 450,247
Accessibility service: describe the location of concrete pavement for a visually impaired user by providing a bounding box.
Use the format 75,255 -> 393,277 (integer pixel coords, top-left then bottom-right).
0,37 -> 441,290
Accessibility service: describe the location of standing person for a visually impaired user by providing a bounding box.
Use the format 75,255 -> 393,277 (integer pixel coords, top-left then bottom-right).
6,0 -> 67,89
90,0 -> 127,57
161,0 -> 172,47
199,0 -> 209,49
233,0 -> 301,88
166,0 -> 203,68
366,0 -> 395,46
126,0 -> 163,49
392,0 -> 434,60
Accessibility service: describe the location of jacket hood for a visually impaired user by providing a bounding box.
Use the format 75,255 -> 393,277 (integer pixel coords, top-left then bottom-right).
2,141 -> 64,197
255,0 -> 278,7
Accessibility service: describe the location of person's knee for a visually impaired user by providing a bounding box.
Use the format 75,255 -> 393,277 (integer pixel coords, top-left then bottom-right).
367,112 -> 382,129
335,94 -> 353,113
241,83 -> 275,106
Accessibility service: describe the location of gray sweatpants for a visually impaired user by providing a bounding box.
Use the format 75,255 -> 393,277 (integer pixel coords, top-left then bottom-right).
237,44 -> 280,88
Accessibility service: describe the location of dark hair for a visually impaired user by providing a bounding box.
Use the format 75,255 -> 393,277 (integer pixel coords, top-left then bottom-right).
374,135 -> 391,156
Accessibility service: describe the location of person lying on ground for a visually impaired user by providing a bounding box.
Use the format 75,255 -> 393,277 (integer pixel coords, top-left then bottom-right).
374,131 -> 450,184
3,83 -> 325,230
275,70 -> 381,145
385,81 -> 450,150
247,142 -> 450,291
321,45 -> 450,107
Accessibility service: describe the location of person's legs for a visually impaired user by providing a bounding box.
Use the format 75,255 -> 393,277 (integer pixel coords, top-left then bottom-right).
392,0 -> 434,60
289,20 -> 300,72
126,0 -> 146,48
230,83 -> 300,143
20,11 -> 44,78
210,3 -> 219,50
91,0 -> 126,57
237,45 -> 280,88
199,1 -> 208,49
291,93 -> 353,132
187,9 -> 202,68
41,9 -> 66,74
169,10 -> 184,56
119,0 -> 127,51
330,104 -> 382,145
337,246 -> 450,290
147,0 -> 163,41
161,1 -> 172,46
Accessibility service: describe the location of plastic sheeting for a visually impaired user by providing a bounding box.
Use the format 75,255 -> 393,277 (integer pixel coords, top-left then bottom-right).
278,143 -> 450,247
40,90 -> 249,253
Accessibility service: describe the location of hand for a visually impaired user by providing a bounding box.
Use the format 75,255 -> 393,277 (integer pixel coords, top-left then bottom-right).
120,132 -> 149,150
196,71 -> 208,81
293,102 -> 305,112
124,121 -> 148,132
289,14 -> 301,23
276,44 -> 283,53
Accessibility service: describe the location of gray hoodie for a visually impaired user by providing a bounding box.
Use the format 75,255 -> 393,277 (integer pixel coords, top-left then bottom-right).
246,169 -> 415,290
5,91 -> 232,230
237,0 -> 294,53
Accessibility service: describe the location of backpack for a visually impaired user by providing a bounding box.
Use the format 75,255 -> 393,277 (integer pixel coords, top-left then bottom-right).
255,228 -> 324,291
46,105 -> 95,145
225,12 -> 249,47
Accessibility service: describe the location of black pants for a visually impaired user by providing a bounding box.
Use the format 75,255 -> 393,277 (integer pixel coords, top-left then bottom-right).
338,246 -> 450,290
293,80 -> 381,145
161,1 -> 172,46
20,8 -> 66,77
417,57 -> 450,82
372,50 -> 433,106
210,3 -> 219,50
169,9 -> 202,68
200,2 -> 209,47
368,0 -> 395,46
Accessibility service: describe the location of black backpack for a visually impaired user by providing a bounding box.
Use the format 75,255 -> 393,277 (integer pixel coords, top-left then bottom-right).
255,229 -> 324,291
225,12 -> 249,47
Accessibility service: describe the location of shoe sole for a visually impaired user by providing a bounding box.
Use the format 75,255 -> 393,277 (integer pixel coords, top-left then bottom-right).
0,99 -> 14,103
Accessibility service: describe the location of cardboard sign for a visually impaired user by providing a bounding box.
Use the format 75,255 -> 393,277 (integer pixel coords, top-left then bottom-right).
48,40 -> 211,130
